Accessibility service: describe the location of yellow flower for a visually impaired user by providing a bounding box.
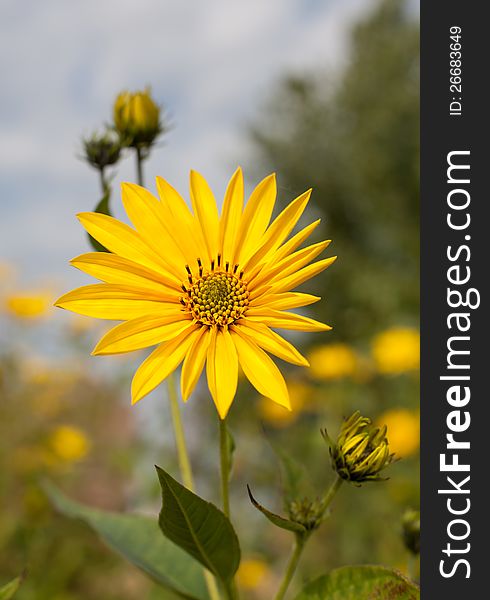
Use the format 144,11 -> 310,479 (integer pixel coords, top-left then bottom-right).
237,558 -> 269,590
258,380 -> 311,427
372,327 -> 420,374
113,88 -> 161,147
376,409 -> 419,457
56,169 -> 336,418
5,292 -> 51,318
49,425 -> 91,463
307,343 -> 357,381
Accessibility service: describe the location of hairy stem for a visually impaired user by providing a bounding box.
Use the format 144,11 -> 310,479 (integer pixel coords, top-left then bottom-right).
167,375 -> 221,600
318,475 -> 343,517
135,146 -> 144,186
273,538 -> 305,600
219,418 -> 239,599
99,167 -> 107,195
219,418 -> 231,517
168,375 -> 194,490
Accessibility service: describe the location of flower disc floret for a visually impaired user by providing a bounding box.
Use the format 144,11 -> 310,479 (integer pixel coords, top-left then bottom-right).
183,268 -> 249,327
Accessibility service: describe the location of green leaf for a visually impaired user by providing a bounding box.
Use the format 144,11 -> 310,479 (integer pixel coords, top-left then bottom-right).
295,565 -> 420,600
247,485 -> 306,535
88,189 -> 112,252
45,482 -> 209,600
0,575 -> 23,599
156,466 -> 241,584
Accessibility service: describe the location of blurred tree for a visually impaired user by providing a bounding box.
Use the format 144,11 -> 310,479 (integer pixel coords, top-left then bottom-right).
250,0 -> 419,342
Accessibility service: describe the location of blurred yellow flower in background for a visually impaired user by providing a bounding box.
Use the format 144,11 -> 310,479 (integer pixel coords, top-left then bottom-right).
237,558 -> 270,590
113,88 -> 161,147
49,425 -> 91,463
4,292 -> 51,319
376,409 -> 419,457
307,343 -> 357,381
372,327 -> 420,374
258,380 -> 312,427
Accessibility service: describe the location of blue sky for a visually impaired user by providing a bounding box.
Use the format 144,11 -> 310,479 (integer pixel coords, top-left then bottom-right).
0,0 -> 373,291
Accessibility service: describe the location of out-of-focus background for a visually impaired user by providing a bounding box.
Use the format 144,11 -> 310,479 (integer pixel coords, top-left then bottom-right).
0,0 -> 419,598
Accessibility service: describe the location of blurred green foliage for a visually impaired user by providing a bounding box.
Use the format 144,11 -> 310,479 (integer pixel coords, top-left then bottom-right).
0,332 -> 168,599
250,0 -> 419,342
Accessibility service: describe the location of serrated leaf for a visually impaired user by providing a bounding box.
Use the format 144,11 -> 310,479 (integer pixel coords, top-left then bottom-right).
0,575 -> 22,600
247,485 -> 306,535
88,189 -> 112,252
156,466 -> 241,584
295,565 -> 420,600
45,482 -> 209,600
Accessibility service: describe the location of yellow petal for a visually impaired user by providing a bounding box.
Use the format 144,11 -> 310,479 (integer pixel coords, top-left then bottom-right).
181,327 -> 210,401
77,212 -> 169,275
246,308 -> 332,332
190,170 -> 220,263
270,219 -> 321,265
206,328 -> 238,419
156,176 -> 209,265
250,292 -> 320,310
231,328 -> 290,409
55,284 -> 178,320
232,321 -> 308,366
219,167 -> 244,266
267,256 -> 337,294
244,189 -> 311,273
70,252 -> 181,291
121,183 -> 188,279
234,174 -> 276,266
93,313 -> 191,355
250,240 -> 330,292
131,324 -> 200,403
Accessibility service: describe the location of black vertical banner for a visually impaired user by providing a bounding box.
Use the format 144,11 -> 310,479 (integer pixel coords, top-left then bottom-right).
421,2 -> 488,597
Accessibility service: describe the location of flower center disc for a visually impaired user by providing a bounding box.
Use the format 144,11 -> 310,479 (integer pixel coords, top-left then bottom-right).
184,272 -> 249,327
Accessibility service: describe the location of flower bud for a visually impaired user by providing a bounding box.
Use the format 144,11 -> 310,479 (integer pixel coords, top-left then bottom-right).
113,88 -> 163,147
402,509 -> 420,555
323,411 -> 395,484
82,130 -> 121,170
287,497 -> 323,532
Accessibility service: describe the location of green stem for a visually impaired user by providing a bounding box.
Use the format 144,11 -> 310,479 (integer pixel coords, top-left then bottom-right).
167,375 -> 221,600
219,419 -> 231,517
224,580 -> 239,600
407,553 -> 418,582
219,418 -> 239,600
99,167 -> 106,195
273,538 -> 305,600
135,146 -> 144,186
273,476 -> 344,600
168,374 -> 194,490
318,475 -> 343,518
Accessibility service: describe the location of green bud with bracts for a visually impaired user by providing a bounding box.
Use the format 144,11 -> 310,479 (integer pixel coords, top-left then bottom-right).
322,411 -> 396,484
82,129 -> 122,171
